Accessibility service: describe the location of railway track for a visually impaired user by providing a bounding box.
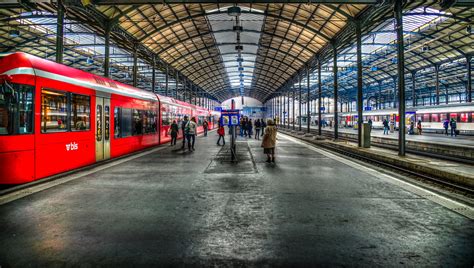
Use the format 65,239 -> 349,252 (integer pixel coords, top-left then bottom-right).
282,126 -> 474,165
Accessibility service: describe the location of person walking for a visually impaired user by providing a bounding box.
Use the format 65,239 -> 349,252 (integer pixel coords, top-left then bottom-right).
248,119 -> 253,138
368,118 -> 373,129
383,118 -> 389,135
203,120 -> 209,137
239,117 -> 244,137
170,120 -> 179,146
217,123 -> 225,146
180,115 -> 189,149
260,119 -> 266,137
254,119 -> 261,140
409,121 -> 415,135
185,117 -> 198,151
261,119 -> 277,163
416,120 -> 422,135
443,119 -> 449,136
450,118 -> 457,137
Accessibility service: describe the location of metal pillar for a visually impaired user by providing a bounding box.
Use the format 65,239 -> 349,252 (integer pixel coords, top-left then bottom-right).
306,67 -> 311,133
445,85 -> 449,104
104,24 -> 111,77
292,84 -> 295,130
132,45 -> 138,88
151,56 -> 156,93
333,44 -> 338,139
175,71 -> 179,100
395,0 -> 406,156
165,65 -> 169,96
467,55 -> 472,102
299,74 -> 302,131
287,90 -> 290,129
435,64 -> 440,105
317,63 -> 322,136
356,21 -> 363,147
411,71 -> 416,107
55,0 -> 64,64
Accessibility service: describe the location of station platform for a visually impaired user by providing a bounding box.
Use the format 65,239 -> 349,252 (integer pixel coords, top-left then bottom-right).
0,132 -> 473,266
310,126 -> 474,146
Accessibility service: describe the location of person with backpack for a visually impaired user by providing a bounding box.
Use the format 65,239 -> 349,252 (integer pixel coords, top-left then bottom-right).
185,117 -> 198,151
170,120 -> 179,146
383,119 -> 389,135
261,119 -> 277,163
203,120 -> 209,137
180,115 -> 189,150
443,119 -> 449,136
217,123 -> 225,146
450,118 -> 457,137
254,119 -> 261,140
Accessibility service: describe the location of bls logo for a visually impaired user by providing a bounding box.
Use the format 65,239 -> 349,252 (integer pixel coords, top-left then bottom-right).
66,142 -> 79,151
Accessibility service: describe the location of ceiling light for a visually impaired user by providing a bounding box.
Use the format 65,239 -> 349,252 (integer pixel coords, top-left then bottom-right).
9,30 -> 20,37
227,6 -> 241,17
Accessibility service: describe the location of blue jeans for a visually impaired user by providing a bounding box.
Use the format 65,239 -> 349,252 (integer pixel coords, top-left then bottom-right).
186,134 -> 195,149
383,126 -> 389,135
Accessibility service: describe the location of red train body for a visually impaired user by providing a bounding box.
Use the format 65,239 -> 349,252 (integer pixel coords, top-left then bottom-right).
0,52 -> 216,184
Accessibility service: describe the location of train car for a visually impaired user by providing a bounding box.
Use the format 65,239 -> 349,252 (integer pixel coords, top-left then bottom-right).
0,52 -> 213,184
320,103 -> 474,134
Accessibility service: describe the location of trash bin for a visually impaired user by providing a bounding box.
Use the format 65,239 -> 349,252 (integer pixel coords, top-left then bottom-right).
361,123 -> 371,148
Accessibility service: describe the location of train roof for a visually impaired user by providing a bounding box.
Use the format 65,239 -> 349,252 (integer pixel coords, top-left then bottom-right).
0,52 -> 157,102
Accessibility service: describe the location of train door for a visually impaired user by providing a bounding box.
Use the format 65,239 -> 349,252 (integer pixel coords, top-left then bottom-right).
95,96 -> 110,161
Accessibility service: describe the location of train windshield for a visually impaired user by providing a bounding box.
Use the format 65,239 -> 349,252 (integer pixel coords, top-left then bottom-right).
0,81 -> 34,135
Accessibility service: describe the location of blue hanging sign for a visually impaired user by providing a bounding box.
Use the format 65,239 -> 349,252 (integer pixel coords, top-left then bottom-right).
220,109 -> 241,126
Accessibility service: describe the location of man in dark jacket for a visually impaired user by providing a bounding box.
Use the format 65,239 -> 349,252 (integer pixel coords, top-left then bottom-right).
450,118 -> 457,137
181,115 -> 189,149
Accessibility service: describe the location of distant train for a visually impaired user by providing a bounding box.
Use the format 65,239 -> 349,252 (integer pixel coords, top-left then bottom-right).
312,104 -> 474,135
0,52 -> 218,184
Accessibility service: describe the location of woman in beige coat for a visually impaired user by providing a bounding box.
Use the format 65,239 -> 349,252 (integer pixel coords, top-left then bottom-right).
261,119 -> 277,163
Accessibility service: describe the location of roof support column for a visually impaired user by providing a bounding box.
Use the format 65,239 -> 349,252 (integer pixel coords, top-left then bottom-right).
435,64 -> 440,105
318,62 -> 322,136
175,71 -> 179,100
395,0 -> 406,156
165,65 -> 169,97
287,90 -> 290,129
299,74 -> 302,131
307,67 -> 311,133
151,56 -> 156,93
411,71 -> 416,107
292,84 -> 295,130
104,23 -> 111,77
356,21 -> 363,147
467,55 -> 472,103
132,45 -> 138,88
193,85 -> 197,105
445,85 -> 449,104
280,95 -> 283,126
378,83 -> 382,109
333,44 -> 338,140
55,0 -> 64,64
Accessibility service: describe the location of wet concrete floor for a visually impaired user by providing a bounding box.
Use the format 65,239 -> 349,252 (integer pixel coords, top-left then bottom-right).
0,133 -> 473,266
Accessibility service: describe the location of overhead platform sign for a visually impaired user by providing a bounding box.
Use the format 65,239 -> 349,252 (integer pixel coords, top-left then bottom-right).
221,109 -> 240,126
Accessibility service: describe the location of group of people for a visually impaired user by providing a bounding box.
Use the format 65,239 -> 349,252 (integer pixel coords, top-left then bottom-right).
168,115 -> 201,151
238,117 -> 267,140
382,118 -> 459,137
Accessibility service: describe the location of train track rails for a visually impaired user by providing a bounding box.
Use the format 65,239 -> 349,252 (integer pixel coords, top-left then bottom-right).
280,129 -> 474,196
303,128 -> 474,165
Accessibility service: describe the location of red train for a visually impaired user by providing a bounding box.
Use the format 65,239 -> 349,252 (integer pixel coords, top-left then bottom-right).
0,52 -> 217,184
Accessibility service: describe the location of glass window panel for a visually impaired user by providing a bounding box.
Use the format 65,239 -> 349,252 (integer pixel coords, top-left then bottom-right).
0,83 -> 34,135
114,107 -> 121,138
431,113 -> 440,122
71,94 -> 90,131
132,109 -> 143,136
460,113 -> 468,123
41,89 -> 68,133
121,108 -> 132,137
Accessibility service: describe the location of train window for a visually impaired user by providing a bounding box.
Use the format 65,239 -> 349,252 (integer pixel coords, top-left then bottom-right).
121,108 -> 132,137
71,94 -> 90,131
132,109 -> 143,135
114,107 -> 121,138
144,110 -> 157,134
460,113 -> 469,123
449,113 -> 457,121
431,114 -> 440,122
162,111 -> 170,126
41,89 -> 68,133
440,113 -> 447,122
0,83 -> 34,135
423,114 -> 430,122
